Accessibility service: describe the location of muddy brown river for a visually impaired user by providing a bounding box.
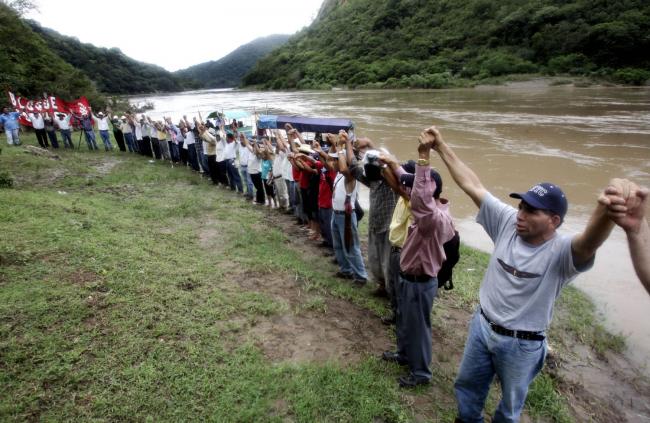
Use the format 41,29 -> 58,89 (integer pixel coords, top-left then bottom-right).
132,81 -> 650,369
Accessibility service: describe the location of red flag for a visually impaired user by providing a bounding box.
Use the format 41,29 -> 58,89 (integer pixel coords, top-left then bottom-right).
7,91 -> 91,127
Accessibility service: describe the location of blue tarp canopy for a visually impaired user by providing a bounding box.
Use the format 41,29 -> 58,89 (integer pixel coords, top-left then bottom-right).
257,115 -> 353,133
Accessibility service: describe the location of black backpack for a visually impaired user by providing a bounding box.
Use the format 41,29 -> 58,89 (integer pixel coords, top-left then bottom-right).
438,230 -> 460,290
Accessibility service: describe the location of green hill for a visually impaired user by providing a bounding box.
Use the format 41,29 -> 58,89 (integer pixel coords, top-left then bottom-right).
0,3 -> 104,106
174,34 -> 290,88
243,0 -> 650,89
27,20 -> 185,95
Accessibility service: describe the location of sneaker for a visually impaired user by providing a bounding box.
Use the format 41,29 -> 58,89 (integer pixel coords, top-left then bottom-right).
381,351 -> 407,366
398,374 -> 430,388
334,271 -> 354,280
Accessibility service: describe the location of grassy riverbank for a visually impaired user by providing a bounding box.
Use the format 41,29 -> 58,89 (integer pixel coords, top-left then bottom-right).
0,134 -> 643,422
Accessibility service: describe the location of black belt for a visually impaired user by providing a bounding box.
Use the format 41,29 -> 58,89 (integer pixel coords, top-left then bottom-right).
333,210 -> 346,215
399,271 -> 433,283
391,246 -> 402,253
480,308 -> 545,341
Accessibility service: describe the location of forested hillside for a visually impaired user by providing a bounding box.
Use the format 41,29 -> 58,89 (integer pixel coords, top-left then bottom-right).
174,35 -> 290,88
243,0 -> 650,89
27,21 -> 185,94
0,3 -> 104,106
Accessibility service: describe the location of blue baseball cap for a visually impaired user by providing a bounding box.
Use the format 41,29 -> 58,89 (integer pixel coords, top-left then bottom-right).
510,182 -> 568,221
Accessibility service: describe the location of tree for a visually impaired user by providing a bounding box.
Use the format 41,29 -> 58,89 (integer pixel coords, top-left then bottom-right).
1,0 -> 37,16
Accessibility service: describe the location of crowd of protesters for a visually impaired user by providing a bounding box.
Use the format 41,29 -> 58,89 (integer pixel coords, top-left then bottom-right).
2,104 -> 648,423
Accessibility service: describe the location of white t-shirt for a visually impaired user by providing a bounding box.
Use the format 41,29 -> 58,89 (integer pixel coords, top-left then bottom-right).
238,143 -> 250,166
95,116 -> 110,131
54,115 -> 71,130
29,114 -> 44,129
332,173 -> 358,211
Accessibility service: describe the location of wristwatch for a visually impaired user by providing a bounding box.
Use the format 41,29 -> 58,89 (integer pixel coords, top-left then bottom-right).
417,158 -> 429,166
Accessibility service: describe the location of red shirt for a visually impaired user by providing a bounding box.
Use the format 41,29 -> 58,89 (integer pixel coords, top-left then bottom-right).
318,165 -> 335,209
299,160 -> 315,189
292,166 -> 302,184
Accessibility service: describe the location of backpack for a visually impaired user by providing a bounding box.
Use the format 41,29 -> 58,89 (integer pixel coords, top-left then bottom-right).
438,230 -> 460,290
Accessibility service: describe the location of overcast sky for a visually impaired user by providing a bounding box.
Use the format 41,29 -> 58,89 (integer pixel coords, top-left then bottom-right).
25,0 -> 324,72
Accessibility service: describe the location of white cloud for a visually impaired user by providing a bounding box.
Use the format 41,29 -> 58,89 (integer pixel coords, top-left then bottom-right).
26,0 -> 323,71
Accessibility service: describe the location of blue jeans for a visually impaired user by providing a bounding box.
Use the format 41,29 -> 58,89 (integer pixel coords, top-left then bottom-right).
124,133 -> 135,152
240,165 -> 254,198
454,310 -> 547,423
226,159 -> 243,192
331,211 -> 367,280
99,130 -> 112,151
60,129 -> 72,148
5,128 -> 20,145
84,130 -> 98,150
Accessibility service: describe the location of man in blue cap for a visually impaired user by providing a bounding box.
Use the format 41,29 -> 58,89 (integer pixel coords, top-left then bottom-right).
421,125 -> 617,423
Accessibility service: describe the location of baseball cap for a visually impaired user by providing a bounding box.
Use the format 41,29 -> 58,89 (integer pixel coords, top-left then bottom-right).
510,182 -> 568,221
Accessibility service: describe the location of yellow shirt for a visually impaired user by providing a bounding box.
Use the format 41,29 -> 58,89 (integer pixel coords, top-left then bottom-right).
389,196 -> 412,248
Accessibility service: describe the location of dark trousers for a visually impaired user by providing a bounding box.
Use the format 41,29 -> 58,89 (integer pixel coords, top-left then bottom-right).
170,142 -> 180,163
397,274 -> 437,381
226,159 -> 243,192
141,136 -> 153,157
388,248 -> 401,316
250,173 -> 265,204
35,128 -> 48,148
179,143 -> 188,165
187,144 -> 199,171
151,137 -> 161,159
113,130 -> 126,151
46,130 -> 59,148
207,155 -> 219,185
216,160 -> 229,186
318,207 -> 333,247
263,178 -> 275,198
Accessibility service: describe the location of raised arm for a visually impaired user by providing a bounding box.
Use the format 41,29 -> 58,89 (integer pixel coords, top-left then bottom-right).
427,126 -> 487,208
599,179 -> 650,292
379,153 -> 409,200
571,194 -> 616,269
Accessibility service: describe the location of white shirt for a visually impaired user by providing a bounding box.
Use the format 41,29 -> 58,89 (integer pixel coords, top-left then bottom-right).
247,151 -> 261,174
184,130 -> 195,146
215,138 -> 227,162
238,143 -> 250,166
54,115 -> 71,130
332,173 -> 358,211
29,114 -> 44,129
94,115 -> 110,131
273,149 -> 285,177
133,121 -> 143,140
282,151 -> 293,181
224,140 -> 237,160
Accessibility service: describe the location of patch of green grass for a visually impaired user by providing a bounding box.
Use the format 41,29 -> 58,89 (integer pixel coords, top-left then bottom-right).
526,373 -> 573,423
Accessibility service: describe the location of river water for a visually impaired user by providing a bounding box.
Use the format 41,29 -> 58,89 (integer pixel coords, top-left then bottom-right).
131,82 -> 650,369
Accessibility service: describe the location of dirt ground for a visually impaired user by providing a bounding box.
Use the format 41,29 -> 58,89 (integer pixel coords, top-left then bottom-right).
205,202 -> 650,422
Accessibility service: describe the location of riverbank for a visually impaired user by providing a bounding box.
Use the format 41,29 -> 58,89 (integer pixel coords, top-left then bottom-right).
1,136 -> 649,422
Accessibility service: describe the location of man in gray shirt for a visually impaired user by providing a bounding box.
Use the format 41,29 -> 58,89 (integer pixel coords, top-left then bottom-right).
424,126 -> 618,423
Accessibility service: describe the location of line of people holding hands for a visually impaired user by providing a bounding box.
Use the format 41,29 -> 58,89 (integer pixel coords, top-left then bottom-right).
3,103 -> 648,422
